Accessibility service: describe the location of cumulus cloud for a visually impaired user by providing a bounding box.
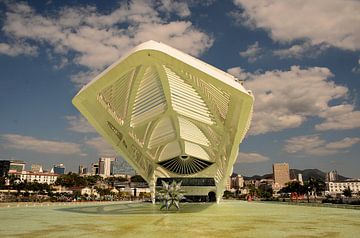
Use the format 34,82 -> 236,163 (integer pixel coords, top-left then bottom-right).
315,104 -> 360,131
239,41 -> 263,62
232,0 -> 360,53
273,42 -> 329,59
65,115 -> 96,133
227,66 -> 251,81
157,0 -> 191,18
0,42 -> 38,56
284,135 -> 360,156
85,137 -> 117,156
1,1 -> 213,87
236,152 -> 269,163
70,70 -> 101,88
1,134 -> 82,155
227,66 -> 360,135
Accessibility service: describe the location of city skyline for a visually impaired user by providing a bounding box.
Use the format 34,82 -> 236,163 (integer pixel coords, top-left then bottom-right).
0,1 -> 360,177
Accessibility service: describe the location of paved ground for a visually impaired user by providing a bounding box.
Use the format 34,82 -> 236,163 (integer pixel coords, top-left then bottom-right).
0,201 -> 359,238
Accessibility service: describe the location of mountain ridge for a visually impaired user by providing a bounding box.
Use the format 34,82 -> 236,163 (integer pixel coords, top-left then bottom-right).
241,168 -> 349,181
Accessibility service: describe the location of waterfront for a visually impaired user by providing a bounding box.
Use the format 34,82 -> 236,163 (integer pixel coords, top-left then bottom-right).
0,201 -> 359,238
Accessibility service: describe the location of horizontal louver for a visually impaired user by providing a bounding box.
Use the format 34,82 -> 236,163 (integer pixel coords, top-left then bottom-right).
164,65 -> 214,125
131,66 -> 167,127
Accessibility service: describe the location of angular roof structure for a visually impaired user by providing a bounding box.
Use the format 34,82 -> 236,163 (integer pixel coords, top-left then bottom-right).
73,40 -> 254,203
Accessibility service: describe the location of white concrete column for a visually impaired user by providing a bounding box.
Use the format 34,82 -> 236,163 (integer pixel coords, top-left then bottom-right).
216,182 -> 225,204
149,174 -> 156,204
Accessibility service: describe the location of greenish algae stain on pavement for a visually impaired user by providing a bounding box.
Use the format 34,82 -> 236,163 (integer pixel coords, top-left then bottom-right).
0,201 -> 359,238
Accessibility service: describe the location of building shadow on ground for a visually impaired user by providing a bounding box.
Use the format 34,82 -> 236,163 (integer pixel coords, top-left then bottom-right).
57,202 -> 214,215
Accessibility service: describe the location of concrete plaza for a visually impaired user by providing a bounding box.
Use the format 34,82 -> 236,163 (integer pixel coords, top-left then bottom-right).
0,201 -> 359,237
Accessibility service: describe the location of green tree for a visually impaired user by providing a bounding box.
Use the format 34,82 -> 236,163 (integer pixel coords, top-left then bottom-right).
257,184 -> 273,199
304,177 -> 325,202
223,190 -> 234,199
0,177 -> 5,187
95,187 -> 111,199
84,175 -> 102,186
343,187 -> 352,197
105,176 -> 128,186
248,184 -> 257,197
55,173 -> 87,187
73,190 -> 81,200
13,181 -> 27,195
280,181 -> 306,195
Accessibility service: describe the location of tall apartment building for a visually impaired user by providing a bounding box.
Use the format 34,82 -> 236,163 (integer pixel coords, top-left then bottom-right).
273,163 -> 290,188
53,164 -> 65,174
231,174 -> 245,189
326,170 -> 338,182
98,157 -> 115,177
298,173 -> 304,185
78,165 -> 87,175
91,163 -> 99,175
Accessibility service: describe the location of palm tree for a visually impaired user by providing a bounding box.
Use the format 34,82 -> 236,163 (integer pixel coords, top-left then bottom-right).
158,180 -> 184,210
303,177 -> 325,202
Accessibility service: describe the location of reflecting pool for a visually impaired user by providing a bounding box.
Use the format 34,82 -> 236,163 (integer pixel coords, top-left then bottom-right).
0,201 -> 359,237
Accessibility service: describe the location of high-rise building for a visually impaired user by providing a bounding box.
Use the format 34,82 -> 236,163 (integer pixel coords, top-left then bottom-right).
232,174 -> 245,189
78,165 -> 87,175
99,157 -> 115,177
226,177 -> 232,191
298,173 -> 303,185
273,163 -> 290,188
53,164 -> 65,175
91,163 -> 99,175
326,170 -> 338,182
31,164 -> 43,173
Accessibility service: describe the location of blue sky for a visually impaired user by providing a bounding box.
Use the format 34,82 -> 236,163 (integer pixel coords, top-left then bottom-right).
0,0 -> 359,177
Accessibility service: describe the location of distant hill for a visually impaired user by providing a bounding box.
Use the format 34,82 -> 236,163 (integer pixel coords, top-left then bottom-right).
290,169 -> 325,181
243,169 -> 348,182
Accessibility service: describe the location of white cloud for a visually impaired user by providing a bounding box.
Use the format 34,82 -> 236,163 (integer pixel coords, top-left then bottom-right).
326,137 -> 360,150
229,66 -> 360,135
236,152 -> 269,163
65,115 -> 96,133
0,42 -> 38,56
315,104 -> 360,131
239,41 -> 263,62
70,70 -> 101,88
1,134 -> 82,155
1,1 -> 213,87
85,137 -> 117,157
157,0 -> 191,18
233,0 -> 360,51
273,42 -> 329,59
284,135 -> 360,156
227,66 -> 251,81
